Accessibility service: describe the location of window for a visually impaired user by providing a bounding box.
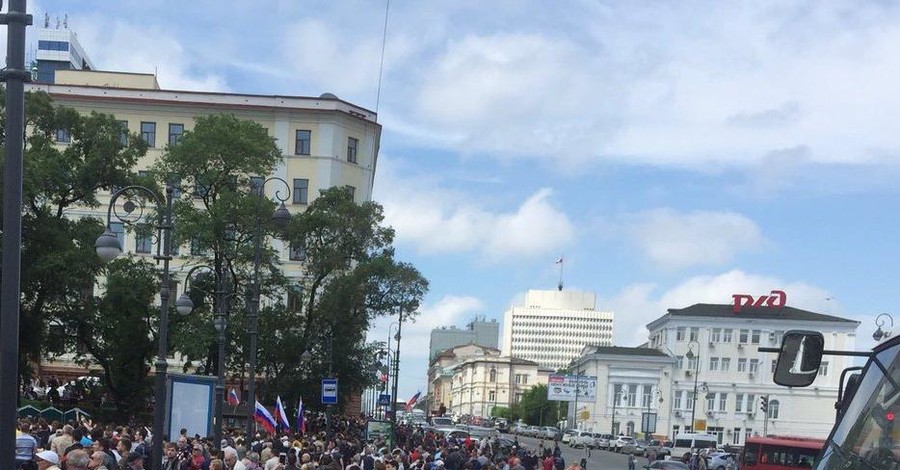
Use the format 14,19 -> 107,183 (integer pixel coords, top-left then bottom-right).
687,356 -> 698,371
55,128 -> 71,143
749,359 -> 759,374
249,176 -> 264,195
674,391 -> 682,410
295,130 -> 311,155
708,426 -> 724,445
190,237 -> 205,256
721,357 -> 731,372
515,374 -> 528,385
706,394 -> 715,411
709,357 -> 719,371
735,393 -> 744,412
751,330 -> 761,344
819,361 -> 829,376
293,178 -> 309,204
287,288 -> 303,312
739,329 -> 749,343
773,330 -> 784,344
737,358 -> 747,372
672,425 -> 681,437
110,222 -> 125,249
347,137 -> 358,163
168,123 -> 184,146
193,177 -> 209,198
289,241 -> 306,261
744,428 -> 753,442
38,40 -> 69,51
346,185 -> 356,201
488,390 -> 496,402
135,224 -> 152,254
768,399 -> 780,419
675,355 -> 684,369
141,122 -> 156,147
747,394 -> 755,412
718,393 -> 727,411
686,391 -> 694,410
489,368 -> 496,382
676,327 -> 685,341
723,329 -> 733,343
689,327 -> 699,341
771,359 -> 777,374
626,384 -> 637,407
118,120 -> 129,145
710,328 -> 721,342
642,387 -> 652,408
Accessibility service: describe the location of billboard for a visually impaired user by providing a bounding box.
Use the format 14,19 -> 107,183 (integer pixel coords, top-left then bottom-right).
546,375 -> 597,402
165,374 -> 216,440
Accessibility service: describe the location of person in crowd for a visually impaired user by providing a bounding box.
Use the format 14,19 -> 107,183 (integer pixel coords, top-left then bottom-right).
36,451 -> 62,470
69,449 -> 92,470
51,425 -> 74,457
90,451 -> 111,470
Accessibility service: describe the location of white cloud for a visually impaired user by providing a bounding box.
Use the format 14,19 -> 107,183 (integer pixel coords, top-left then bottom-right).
604,270 -> 835,348
376,161 -> 575,261
367,295 -> 484,400
626,209 -> 766,269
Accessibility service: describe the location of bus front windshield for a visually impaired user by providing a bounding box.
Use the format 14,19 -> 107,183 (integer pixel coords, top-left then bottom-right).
817,341 -> 900,469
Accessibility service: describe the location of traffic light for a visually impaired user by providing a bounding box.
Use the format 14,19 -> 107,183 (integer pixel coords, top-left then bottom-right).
760,396 -> 769,413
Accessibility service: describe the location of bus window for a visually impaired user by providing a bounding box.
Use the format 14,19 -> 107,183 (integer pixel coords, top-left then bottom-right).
743,442 -> 759,465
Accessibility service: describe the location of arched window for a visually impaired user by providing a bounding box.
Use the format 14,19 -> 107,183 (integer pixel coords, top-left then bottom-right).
768,399 -> 780,419
489,368 -> 497,382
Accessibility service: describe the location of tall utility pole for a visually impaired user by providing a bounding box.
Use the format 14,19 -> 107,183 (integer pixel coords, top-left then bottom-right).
390,311 -> 403,447
0,2 -> 32,470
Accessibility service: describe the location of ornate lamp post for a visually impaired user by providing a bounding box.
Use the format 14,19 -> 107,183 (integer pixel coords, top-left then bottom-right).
246,177 -> 291,434
685,340 -> 701,431
390,312 -> 404,448
95,184 -> 175,470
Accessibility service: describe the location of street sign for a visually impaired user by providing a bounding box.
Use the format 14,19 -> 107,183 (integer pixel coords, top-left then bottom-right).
378,394 -> 392,406
694,419 -> 707,432
321,378 -> 338,405
641,412 -> 657,434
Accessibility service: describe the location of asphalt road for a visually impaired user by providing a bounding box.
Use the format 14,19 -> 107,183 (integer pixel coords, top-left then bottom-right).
502,433 -> 648,470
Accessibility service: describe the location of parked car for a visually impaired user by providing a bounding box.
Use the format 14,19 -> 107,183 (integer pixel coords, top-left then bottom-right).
623,439 -> 647,456
570,430 -> 594,448
594,434 -> 614,451
645,461 -> 689,470
705,452 -> 739,470
541,426 -> 562,440
561,430 -> 578,445
495,418 -> 510,433
527,425 -> 542,437
645,440 -> 672,458
614,435 -> 637,452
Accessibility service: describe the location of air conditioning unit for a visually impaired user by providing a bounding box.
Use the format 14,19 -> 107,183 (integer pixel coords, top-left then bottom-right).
749,372 -> 755,379
674,411 -> 682,417
746,412 -> 755,419
737,343 -> 744,349
706,411 -> 714,417
769,332 -> 776,342
685,370 -> 693,377
708,342 -> 714,348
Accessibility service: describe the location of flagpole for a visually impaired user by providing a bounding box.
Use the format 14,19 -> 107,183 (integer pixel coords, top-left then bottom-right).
557,256 -> 564,291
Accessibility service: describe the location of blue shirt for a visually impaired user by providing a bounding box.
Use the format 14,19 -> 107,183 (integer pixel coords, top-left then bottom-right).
15,433 -> 37,463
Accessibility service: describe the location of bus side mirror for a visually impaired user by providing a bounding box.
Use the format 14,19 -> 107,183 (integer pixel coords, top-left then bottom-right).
774,330 -> 824,387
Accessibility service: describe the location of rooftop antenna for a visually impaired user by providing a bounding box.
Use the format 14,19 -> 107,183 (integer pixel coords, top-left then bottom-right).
555,256 -> 564,291
55,16 -> 60,29
44,12 -> 49,28
63,14 -> 68,29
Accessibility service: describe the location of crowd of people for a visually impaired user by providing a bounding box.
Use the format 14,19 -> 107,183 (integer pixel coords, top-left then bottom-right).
14,413 -> 586,470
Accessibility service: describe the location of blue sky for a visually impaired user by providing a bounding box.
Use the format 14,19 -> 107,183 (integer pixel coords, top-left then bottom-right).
18,1 -> 900,404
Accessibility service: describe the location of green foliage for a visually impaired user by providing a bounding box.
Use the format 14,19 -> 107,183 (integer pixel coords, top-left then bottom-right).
491,406 -> 512,419
508,384 -> 564,425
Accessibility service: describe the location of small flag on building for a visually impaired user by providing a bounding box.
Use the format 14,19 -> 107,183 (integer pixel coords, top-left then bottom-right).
227,388 -> 240,406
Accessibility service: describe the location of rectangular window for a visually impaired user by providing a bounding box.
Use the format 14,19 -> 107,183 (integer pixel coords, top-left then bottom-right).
733,428 -> 742,445
295,130 -> 311,155
739,329 -> 749,343
249,176 -> 265,195
751,330 -> 761,344
168,123 -> 184,146
488,390 -> 496,402
749,359 -> 759,374
686,392 -> 694,410
287,288 -> 303,312
135,225 -> 153,254
673,425 -> 681,437
737,358 -> 747,372
710,328 -> 721,342
346,185 -> 356,201
723,329 -> 733,343
819,361 -> 829,376
676,327 -> 685,341
190,237 -> 205,256
744,429 -> 753,442
721,357 -> 731,372
747,394 -> 755,414
347,137 -> 358,163
689,327 -> 699,341
118,120 -> 129,145
627,384 -> 638,407
141,121 -> 156,147
642,387 -> 652,408
675,355 -> 684,369
55,128 -> 71,143
110,222 -> 125,249
719,393 -> 727,411
709,357 -> 719,371
707,394 -> 716,411
674,391 -> 682,410
289,241 -> 306,261
687,356 -> 698,371
293,178 -> 309,204
735,393 -> 744,412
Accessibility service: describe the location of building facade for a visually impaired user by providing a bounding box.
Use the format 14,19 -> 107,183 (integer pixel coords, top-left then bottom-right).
447,355 -> 552,419
428,344 -> 500,416
429,317 -> 500,360
34,21 -> 95,84
28,69 -> 381,381
501,289 -> 614,371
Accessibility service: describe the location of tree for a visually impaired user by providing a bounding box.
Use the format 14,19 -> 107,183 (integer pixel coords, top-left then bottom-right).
0,89 -> 148,388
509,384 -> 564,425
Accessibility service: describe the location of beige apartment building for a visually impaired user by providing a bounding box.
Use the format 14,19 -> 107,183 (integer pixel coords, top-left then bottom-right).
28,69 -> 381,379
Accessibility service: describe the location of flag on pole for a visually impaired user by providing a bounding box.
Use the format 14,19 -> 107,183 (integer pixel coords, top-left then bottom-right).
253,400 -> 276,434
555,256 -> 564,264
275,396 -> 291,430
296,399 -> 306,434
405,390 -> 421,411
227,388 -> 240,406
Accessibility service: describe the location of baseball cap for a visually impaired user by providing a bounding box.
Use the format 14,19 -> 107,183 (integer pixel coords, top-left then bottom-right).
36,450 -> 59,465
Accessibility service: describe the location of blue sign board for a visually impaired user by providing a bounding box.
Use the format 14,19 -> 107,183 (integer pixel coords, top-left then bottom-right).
378,394 -> 392,406
321,378 -> 338,405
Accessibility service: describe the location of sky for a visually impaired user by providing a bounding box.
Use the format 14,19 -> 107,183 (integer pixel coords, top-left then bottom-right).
15,0 -> 900,405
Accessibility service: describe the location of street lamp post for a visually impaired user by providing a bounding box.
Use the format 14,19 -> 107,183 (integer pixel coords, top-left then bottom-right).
610,387 -> 628,435
643,387 -> 662,439
0,3 -> 31,469
390,311 -> 404,448
685,340 -> 700,431
95,184 -> 175,470
174,265 -> 237,451
246,177 -> 291,435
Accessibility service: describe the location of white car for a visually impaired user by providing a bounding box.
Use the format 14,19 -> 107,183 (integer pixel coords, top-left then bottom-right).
570,431 -> 594,448
561,430 -> 577,445
706,452 -> 739,470
614,435 -> 636,452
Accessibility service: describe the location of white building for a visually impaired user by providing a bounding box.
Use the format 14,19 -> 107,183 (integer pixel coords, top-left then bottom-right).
34,19 -> 96,83
446,354 -> 552,419
501,289 -> 614,371
646,302 -> 859,445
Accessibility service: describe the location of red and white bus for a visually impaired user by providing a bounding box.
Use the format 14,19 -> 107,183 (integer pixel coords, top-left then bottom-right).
740,436 -> 825,469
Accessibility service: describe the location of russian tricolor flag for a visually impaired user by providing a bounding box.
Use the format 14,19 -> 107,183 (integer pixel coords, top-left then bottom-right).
275,396 -> 291,430
406,390 -> 421,411
227,388 -> 240,406
254,400 -> 277,434
296,399 -> 305,434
